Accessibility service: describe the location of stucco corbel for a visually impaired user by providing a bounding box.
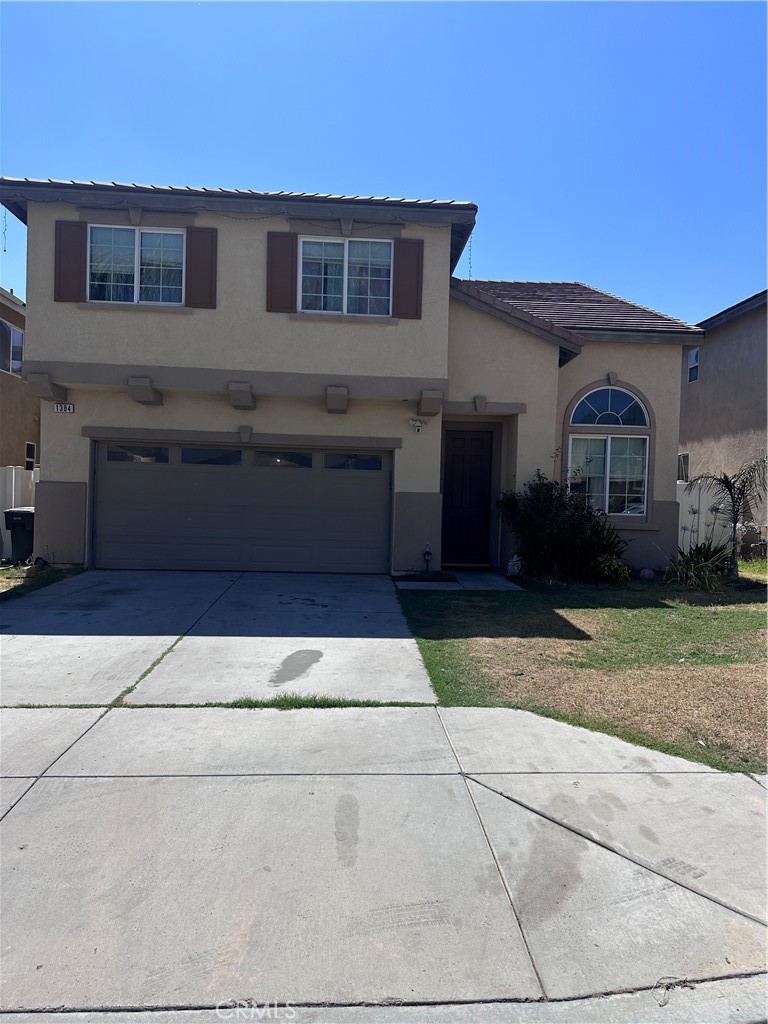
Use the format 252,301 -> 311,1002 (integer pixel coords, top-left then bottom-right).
326,386 -> 349,414
417,389 -> 443,417
127,377 -> 163,406
228,382 -> 257,410
27,373 -> 68,403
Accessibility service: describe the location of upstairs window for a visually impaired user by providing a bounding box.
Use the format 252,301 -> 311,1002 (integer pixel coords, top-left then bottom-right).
299,238 -> 392,316
88,226 -> 184,304
0,318 -> 23,375
688,347 -> 699,383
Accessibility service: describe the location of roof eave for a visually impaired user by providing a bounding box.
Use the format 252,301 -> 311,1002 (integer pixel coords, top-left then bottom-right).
450,280 -> 583,354
573,327 -> 704,344
697,290 -> 767,330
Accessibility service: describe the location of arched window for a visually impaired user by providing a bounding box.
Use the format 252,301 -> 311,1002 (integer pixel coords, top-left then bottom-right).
568,387 -> 649,516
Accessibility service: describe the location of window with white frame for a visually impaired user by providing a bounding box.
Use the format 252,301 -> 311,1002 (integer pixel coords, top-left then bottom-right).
88,226 -> 184,304
25,442 -> 36,471
687,347 -> 699,383
0,318 -> 23,375
299,237 -> 392,315
568,386 -> 649,515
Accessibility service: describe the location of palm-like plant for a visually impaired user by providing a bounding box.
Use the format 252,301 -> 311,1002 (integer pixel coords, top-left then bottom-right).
686,455 -> 767,581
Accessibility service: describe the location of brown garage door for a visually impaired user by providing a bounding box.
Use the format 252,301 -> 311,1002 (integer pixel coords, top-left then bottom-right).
93,442 -> 392,572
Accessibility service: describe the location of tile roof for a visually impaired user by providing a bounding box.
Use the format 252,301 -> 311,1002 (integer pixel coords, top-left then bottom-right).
0,176 -> 476,210
453,279 -> 701,335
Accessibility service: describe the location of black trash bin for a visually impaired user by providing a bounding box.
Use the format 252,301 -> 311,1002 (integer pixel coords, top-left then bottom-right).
3,507 -> 35,565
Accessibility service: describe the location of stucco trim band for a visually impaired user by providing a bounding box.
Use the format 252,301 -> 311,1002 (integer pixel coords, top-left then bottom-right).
444,401 -> 526,415
24,361 -> 448,401
81,426 -> 403,450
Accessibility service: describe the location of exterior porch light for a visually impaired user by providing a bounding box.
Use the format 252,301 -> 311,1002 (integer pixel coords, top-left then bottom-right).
423,544 -> 432,572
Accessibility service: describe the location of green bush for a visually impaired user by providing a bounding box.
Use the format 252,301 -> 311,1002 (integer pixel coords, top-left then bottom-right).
497,470 -> 630,583
666,540 -> 729,591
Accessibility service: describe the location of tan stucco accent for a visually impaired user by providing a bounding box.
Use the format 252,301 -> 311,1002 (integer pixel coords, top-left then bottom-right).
392,492 -> 443,572
34,481 -> 86,564
26,202 -> 452,380
448,298 -> 560,486
617,500 -> 680,570
23,360 -> 448,402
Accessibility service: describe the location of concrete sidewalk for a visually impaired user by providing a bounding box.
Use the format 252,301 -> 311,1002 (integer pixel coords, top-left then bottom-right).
1,705 -> 765,1019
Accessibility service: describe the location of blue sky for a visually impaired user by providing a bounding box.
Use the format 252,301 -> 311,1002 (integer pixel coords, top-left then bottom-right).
1,1 -> 764,322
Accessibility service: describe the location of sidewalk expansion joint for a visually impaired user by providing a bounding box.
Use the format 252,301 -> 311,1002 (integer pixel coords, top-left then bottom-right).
432,706 -> 548,1000
2,969 -> 765,1015
465,773 -> 768,928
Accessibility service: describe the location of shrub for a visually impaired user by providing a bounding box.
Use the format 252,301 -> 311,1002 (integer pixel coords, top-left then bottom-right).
666,540 -> 729,591
497,470 -> 630,583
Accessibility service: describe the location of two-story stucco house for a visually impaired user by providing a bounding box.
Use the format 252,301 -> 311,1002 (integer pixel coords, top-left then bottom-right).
0,177 -> 704,574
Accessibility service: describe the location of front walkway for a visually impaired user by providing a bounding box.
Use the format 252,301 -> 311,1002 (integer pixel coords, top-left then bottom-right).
1,704 -> 765,1020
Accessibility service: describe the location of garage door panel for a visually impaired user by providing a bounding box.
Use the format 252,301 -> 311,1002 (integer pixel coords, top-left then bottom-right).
94,444 -> 391,573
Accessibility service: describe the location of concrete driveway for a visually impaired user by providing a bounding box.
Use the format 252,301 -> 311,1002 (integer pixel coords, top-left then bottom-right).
0,573 -> 765,1021
0,571 -> 435,705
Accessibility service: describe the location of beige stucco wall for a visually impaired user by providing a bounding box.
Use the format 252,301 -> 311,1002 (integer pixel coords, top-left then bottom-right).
448,298 -> 560,487
37,388 -> 442,569
26,203 -> 452,381
679,304 -> 767,479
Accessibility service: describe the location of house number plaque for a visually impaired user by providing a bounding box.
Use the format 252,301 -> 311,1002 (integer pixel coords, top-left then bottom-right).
53,403 -> 75,414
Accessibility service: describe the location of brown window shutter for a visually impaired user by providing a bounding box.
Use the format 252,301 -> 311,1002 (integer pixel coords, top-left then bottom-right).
266,232 -> 298,313
54,221 -> 87,302
185,227 -> 217,308
392,238 -> 423,319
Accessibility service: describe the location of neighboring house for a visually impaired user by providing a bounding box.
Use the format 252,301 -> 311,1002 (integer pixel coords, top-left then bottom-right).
0,177 -> 703,573
0,286 -> 39,470
678,289 -> 767,549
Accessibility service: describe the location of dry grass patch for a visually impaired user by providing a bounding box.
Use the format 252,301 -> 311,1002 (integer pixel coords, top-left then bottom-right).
400,582 -> 767,772
472,649 -> 767,767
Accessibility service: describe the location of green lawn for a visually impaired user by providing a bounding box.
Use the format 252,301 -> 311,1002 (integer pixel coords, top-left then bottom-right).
399,579 -> 767,773
0,563 -> 84,601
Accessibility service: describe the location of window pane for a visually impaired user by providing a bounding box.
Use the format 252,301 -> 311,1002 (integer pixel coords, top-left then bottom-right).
324,453 -> 383,471
571,387 -> 648,427
253,451 -> 312,469
570,437 -> 607,511
89,226 -> 136,302
345,239 -> 391,315
301,241 -> 344,313
10,328 -> 23,373
181,447 -> 242,466
608,436 -> 647,514
688,364 -> 699,383
0,320 -> 11,373
107,445 -> 169,464
139,231 -> 184,304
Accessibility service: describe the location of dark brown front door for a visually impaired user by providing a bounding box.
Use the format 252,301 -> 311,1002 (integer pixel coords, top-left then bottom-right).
442,429 -> 493,564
